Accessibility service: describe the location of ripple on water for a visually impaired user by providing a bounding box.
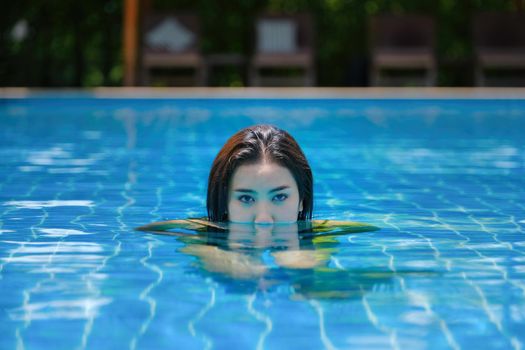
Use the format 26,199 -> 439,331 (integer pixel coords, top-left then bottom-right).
2,200 -> 94,209
47,167 -> 89,174
38,228 -> 95,238
8,298 -> 112,321
6,241 -> 103,254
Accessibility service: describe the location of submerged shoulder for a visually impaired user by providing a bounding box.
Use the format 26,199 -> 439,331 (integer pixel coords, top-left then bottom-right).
136,217 -> 228,233
308,219 -> 379,235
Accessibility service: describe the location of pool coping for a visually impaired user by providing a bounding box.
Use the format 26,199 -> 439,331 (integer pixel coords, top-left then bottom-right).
1,87 -> 525,99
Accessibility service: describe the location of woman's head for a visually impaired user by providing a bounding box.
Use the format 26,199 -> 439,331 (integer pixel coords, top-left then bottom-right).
207,124 -> 313,223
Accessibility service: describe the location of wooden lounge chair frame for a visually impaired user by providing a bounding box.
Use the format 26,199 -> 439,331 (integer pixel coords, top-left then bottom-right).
370,14 -> 437,86
249,13 -> 315,87
473,12 -> 525,86
141,13 -> 205,86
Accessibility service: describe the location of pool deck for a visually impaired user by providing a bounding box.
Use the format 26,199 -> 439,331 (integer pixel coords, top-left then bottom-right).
1,87 -> 525,99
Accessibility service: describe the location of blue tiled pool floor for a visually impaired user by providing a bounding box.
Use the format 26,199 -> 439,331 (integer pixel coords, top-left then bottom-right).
1,97 -> 524,349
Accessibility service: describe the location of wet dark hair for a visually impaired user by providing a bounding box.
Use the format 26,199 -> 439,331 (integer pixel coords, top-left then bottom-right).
207,124 -> 313,222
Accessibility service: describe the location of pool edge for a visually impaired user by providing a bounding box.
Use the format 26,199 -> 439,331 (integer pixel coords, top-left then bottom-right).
1,87 -> 525,100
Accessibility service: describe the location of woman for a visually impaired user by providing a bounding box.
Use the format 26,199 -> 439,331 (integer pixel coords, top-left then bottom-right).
137,124 -> 377,282
207,124 -> 313,224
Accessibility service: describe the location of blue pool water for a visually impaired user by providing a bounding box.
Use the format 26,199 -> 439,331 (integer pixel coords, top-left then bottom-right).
1,95 -> 524,349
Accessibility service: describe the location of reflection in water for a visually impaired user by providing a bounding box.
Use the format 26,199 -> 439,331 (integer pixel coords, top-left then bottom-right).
137,219 -> 431,300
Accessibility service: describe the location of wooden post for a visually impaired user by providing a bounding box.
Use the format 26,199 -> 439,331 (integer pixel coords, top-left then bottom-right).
123,0 -> 139,86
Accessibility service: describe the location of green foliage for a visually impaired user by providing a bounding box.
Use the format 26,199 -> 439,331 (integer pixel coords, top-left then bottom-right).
1,0 -> 122,87
0,0 -> 520,86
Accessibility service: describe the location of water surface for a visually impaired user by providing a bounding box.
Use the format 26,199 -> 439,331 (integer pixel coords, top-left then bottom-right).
1,97 -> 524,349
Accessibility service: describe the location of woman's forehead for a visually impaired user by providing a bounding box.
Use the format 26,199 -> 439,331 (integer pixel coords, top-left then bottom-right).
231,163 -> 297,189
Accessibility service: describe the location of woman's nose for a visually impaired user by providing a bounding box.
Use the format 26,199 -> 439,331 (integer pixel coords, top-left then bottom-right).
254,203 -> 273,224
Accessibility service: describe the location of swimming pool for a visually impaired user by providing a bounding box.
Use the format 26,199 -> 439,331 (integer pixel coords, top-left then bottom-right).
1,92 -> 524,349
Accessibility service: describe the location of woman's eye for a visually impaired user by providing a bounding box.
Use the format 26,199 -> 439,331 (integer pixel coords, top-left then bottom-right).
272,193 -> 288,202
238,195 -> 255,204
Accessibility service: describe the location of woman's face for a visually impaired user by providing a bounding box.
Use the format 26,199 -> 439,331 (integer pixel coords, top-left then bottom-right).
227,162 -> 303,224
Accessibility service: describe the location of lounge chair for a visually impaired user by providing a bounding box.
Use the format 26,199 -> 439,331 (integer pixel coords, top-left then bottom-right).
141,13 -> 205,86
473,12 -> 525,86
370,14 -> 436,86
249,14 -> 315,86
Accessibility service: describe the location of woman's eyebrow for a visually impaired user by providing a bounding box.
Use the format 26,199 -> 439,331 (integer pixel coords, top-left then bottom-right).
234,185 -> 290,193
234,188 -> 256,193
269,185 -> 290,193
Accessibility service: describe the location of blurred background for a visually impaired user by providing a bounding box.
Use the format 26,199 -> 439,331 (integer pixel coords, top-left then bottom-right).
1,0 -> 524,88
